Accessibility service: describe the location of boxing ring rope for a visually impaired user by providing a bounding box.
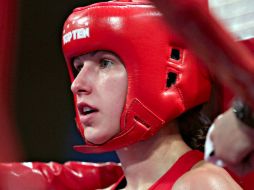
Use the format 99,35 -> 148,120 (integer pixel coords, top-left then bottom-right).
0,0 -> 23,161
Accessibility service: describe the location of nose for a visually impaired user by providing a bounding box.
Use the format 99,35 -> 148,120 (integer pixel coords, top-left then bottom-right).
71,64 -> 92,95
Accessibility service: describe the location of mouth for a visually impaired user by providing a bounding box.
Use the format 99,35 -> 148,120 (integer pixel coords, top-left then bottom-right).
78,103 -> 98,116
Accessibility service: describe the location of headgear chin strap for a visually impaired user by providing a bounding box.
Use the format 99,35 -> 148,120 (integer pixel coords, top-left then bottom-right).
62,1 -> 211,153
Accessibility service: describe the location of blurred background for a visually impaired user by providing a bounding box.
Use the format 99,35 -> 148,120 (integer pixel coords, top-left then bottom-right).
0,0 -> 118,163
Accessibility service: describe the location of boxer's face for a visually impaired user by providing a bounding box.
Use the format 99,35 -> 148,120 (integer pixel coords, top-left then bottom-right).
71,51 -> 127,144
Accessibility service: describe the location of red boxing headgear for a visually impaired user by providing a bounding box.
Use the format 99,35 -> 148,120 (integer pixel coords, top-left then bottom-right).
62,1 -> 211,153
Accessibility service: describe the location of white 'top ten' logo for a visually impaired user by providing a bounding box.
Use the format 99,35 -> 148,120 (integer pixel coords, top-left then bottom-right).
63,27 -> 90,45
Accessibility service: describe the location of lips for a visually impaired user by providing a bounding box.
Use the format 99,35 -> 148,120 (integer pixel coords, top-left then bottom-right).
78,103 -> 98,116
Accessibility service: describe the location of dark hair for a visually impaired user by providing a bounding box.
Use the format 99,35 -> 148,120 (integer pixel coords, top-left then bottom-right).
177,83 -> 222,152
177,105 -> 211,152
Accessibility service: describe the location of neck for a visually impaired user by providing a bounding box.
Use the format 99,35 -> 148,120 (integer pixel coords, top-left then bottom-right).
116,122 -> 191,190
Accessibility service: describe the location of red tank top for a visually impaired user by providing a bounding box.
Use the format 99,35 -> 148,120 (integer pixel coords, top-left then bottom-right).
111,150 -> 203,190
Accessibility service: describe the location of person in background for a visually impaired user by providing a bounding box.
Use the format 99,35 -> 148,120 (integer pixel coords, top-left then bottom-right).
205,98 -> 254,176
205,0 -> 254,177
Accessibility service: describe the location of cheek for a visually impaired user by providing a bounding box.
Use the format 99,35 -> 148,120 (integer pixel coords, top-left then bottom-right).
110,73 -> 127,108
101,72 -> 127,119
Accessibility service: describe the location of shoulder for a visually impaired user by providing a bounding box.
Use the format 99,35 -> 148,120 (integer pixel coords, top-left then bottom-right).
172,161 -> 242,190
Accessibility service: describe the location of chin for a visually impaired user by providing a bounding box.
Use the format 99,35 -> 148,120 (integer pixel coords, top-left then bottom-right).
85,133 -> 112,145
84,125 -> 120,145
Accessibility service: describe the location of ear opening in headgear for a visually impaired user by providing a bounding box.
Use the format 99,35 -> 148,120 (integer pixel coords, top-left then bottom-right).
166,72 -> 177,87
170,48 -> 180,60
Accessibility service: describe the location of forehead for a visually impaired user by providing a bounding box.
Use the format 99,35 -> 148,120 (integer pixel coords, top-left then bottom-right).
73,51 -> 99,62
73,51 -> 122,63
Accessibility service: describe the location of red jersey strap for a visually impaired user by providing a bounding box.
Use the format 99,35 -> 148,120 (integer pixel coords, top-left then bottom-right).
149,150 -> 203,190
111,150 -> 203,190
223,167 -> 245,189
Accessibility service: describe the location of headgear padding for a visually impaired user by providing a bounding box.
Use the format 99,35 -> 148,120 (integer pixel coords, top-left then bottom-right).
62,1 -> 211,153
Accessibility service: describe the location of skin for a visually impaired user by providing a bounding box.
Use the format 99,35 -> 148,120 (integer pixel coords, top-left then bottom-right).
71,51 -> 128,144
173,161 -> 242,190
113,122 -> 243,190
116,122 -> 193,190
210,108 -> 254,176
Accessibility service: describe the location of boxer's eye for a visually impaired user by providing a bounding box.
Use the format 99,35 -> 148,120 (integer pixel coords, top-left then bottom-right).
99,59 -> 113,69
71,61 -> 83,77
74,62 -> 83,72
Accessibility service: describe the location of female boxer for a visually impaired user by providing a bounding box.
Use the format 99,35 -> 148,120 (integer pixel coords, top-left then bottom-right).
62,1 -> 243,189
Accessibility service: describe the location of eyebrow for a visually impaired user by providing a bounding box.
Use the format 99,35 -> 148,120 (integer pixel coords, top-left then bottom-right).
74,51 -> 99,63
90,50 -> 99,57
